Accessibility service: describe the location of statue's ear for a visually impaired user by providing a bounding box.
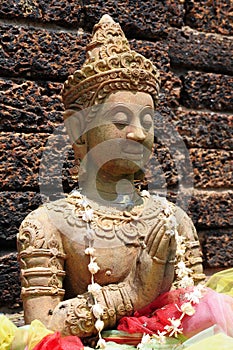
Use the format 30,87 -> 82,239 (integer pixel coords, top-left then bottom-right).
63,109 -> 86,147
73,134 -> 87,161
64,109 -> 87,181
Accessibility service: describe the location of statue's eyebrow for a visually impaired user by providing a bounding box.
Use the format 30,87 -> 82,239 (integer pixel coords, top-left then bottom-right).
102,104 -> 133,118
141,105 -> 154,111
102,104 -> 154,121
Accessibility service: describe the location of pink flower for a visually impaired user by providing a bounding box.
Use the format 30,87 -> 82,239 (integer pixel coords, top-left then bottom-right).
33,332 -> 84,350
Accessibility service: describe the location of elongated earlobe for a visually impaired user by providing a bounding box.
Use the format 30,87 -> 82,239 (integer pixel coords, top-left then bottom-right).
69,136 -> 87,181
64,109 -> 87,182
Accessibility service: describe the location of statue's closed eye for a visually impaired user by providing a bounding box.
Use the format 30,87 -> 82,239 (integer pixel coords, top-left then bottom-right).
112,111 -> 129,129
141,113 -> 153,130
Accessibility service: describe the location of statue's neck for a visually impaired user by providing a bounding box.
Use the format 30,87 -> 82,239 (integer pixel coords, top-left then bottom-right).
80,167 -> 142,209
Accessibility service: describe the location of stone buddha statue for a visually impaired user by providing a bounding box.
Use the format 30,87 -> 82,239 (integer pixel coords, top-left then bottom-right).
17,15 -> 205,341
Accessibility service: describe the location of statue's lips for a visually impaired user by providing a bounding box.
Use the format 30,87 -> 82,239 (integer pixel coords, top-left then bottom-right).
121,144 -> 144,160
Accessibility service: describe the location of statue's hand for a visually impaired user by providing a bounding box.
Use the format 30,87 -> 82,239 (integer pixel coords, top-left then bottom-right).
48,283 -> 133,337
48,293 -> 97,337
146,226 -> 177,264
134,228 -> 177,306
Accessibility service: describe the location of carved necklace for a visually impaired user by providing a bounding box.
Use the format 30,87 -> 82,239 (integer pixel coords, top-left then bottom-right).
65,188 -> 150,246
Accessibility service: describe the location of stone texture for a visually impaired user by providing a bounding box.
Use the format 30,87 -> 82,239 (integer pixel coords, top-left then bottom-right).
0,79 -> 63,132
149,146 -> 233,191
190,149 -> 233,188
0,192 -> 43,245
0,25 -> 173,81
175,108 -> 233,150
0,25 -> 89,80
188,191 -> 233,229
0,252 -> 21,308
168,28 -> 233,75
180,72 -> 233,112
130,39 -> 170,72
130,40 -> 182,109
159,72 -> 182,109
185,0 -> 233,36
1,132 -> 48,190
0,132 -> 74,192
0,0 -> 83,27
0,0 -> 185,38
83,0 -> 185,38
201,229 -> 233,268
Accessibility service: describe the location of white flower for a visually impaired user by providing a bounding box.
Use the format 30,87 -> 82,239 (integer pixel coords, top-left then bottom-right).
164,206 -> 172,216
164,317 -> 183,337
141,334 -> 151,344
96,337 -> 106,349
85,247 -> 96,256
137,333 -> 151,349
140,190 -> 150,198
176,235 -> 185,245
176,244 -> 186,257
159,196 -> 168,207
76,197 -> 89,207
177,302 -> 195,316
82,208 -> 94,222
70,189 -> 81,197
165,228 -> 175,236
86,227 -> 95,241
88,283 -> 102,294
81,198 -> 89,208
88,260 -> 100,274
178,276 -> 194,288
169,215 -> 177,228
95,319 -> 104,332
92,303 -> 104,319
176,261 -> 193,278
152,331 -> 167,344
185,286 -> 204,304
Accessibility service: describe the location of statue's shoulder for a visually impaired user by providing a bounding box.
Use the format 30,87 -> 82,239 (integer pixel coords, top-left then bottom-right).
17,199 -> 68,253
172,203 -> 198,241
19,197 -> 68,227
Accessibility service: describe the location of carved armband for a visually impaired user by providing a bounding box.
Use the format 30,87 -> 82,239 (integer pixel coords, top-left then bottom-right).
64,283 -> 134,337
17,218 -> 66,299
185,240 -> 206,283
101,282 -> 134,322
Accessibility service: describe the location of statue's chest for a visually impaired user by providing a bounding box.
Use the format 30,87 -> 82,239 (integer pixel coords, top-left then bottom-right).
62,234 -> 139,288
45,198 -> 162,248
45,196 -> 176,254
45,197 -> 176,294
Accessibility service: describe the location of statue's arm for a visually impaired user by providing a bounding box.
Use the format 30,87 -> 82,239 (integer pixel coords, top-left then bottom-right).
17,207 -> 66,326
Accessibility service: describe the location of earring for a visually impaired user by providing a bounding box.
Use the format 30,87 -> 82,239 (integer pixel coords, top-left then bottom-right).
69,138 -> 88,182
69,159 -> 81,181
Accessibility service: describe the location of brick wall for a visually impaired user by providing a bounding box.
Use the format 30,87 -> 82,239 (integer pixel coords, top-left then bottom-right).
0,0 -> 232,308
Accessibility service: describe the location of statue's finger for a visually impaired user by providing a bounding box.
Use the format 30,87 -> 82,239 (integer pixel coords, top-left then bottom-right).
152,231 -> 176,262
145,220 -> 165,256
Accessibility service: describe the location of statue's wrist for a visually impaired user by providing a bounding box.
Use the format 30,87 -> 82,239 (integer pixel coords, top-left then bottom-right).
51,283 -> 134,337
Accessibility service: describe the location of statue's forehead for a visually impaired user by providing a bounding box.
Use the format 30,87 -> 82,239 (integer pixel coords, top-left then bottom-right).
105,90 -> 153,106
103,91 -> 154,107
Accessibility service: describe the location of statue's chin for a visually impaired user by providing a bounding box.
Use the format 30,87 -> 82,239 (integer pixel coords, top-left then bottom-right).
96,158 -> 145,178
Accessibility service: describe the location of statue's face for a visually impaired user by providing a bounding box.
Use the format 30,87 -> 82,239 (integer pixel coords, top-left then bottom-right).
86,91 -> 154,177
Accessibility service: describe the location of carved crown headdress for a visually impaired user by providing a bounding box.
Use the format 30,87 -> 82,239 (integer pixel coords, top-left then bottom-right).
62,14 -> 160,111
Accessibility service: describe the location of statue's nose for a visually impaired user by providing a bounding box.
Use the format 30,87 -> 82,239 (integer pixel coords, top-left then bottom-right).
126,125 -> 146,142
